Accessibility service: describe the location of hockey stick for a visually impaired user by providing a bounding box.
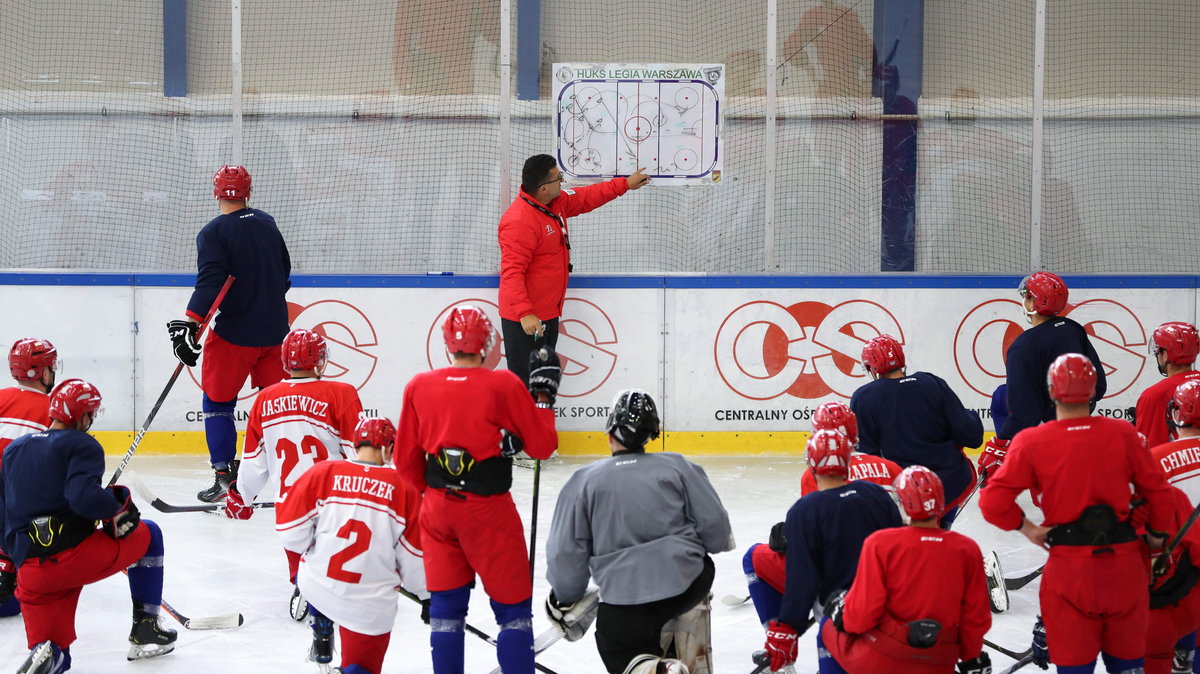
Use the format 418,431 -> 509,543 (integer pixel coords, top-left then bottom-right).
530,457 -> 542,584
1000,654 -> 1036,674
120,569 -> 245,630
1004,565 -> 1044,590
983,637 -> 1033,662
107,275 -> 235,488
1153,497 -> 1200,577
397,588 -> 561,674
127,473 -> 274,514
721,594 -> 752,607
749,649 -> 770,674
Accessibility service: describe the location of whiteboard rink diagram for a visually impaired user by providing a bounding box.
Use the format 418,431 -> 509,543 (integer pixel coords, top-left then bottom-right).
554,64 -> 724,186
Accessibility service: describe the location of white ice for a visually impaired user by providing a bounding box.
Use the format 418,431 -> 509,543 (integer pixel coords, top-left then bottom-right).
0,455 -> 1046,673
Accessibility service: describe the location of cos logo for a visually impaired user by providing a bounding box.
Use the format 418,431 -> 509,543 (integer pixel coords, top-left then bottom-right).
426,297 -> 618,398
953,298 -> 1147,399
187,299 -> 380,399
714,300 -> 903,400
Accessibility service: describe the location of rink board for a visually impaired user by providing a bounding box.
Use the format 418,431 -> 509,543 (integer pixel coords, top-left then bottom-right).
1,273 -> 1193,455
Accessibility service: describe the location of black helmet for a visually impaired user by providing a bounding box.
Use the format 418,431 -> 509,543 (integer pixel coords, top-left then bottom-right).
606,389 -> 661,449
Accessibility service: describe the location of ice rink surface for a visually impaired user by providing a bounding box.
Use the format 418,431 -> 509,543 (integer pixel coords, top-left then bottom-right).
0,455 -> 1048,673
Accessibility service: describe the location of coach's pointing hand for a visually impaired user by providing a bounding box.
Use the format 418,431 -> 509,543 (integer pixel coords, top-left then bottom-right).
626,168 -> 650,190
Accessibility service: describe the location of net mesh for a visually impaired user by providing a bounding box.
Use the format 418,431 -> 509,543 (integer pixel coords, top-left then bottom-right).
1,1 -> 1199,273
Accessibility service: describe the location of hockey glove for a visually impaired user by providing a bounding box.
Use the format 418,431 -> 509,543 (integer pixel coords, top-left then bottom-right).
1030,616 -> 1049,670
545,589 -> 600,642
102,486 -> 141,539
957,652 -> 992,674
977,437 -> 1009,484
768,521 -> 787,554
0,552 -> 15,604
527,346 -> 562,406
420,599 -> 430,625
764,620 -> 799,672
824,590 -> 848,632
167,319 -> 202,368
224,481 -> 254,520
500,430 -> 524,458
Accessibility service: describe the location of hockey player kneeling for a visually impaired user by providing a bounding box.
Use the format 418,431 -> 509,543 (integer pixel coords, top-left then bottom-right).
821,466 -> 992,674
545,390 -> 734,674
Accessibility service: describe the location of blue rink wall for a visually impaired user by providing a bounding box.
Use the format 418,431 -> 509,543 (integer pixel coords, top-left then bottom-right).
1,272 -> 1193,455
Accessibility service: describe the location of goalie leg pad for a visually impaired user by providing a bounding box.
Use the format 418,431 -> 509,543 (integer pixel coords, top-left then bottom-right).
983,550 -> 1009,613
622,654 -> 689,674
660,595 -> 712,674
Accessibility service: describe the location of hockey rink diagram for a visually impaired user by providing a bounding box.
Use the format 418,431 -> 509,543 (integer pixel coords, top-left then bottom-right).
556,79 -> 722,184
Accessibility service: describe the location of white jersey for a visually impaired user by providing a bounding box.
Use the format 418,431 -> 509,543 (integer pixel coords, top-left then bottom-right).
277,459 -> 427,635
238,378 -> 363,506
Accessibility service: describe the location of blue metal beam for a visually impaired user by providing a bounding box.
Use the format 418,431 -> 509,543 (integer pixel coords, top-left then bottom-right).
873,0 -> 923,271
163,0 -> 187,97
516,0 -> 541,100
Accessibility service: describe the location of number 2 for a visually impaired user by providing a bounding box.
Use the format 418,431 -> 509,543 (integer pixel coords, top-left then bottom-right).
327,519 -> 372,584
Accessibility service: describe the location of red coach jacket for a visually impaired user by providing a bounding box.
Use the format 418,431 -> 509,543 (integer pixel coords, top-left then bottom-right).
498,178 -> 628,322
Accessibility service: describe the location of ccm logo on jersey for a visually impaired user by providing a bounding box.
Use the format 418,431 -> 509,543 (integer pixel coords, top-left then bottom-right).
920,536 -> 944,542
332,475 -> 395,500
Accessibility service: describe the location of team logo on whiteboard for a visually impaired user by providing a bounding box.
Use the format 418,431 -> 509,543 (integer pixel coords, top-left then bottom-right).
713,300 -> 903,400
952,298 -> 1147,399
426,297 -> 619,398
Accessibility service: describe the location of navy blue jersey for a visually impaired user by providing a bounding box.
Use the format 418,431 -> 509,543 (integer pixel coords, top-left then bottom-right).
779,480 -> 902,630
990,383 -> 1009,436
850,371 -> 983,502
999,316 -> 1107,440
0,429 -> 118,566
186,207 -> 291,347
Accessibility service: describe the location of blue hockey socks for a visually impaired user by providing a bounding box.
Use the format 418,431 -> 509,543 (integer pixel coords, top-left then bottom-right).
491,598 -> 534,674
202,394 -> 237,466
815,617 -> 849,673
430,585 -> 471,674
744,545 -> 782,628
1099,652 -> 1145,674
127,519 -> 164,607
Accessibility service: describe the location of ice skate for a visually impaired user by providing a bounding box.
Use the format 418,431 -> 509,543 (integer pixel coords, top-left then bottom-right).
127,605 -> 178,660
17,640 -> 68,674
290,584 -> 310,621
307,610 -> 334,665
197,460 -> 239,503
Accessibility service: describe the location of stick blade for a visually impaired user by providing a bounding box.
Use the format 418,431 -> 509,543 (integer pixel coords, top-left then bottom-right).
721,594 -> 751,607
183,613 -> 244,630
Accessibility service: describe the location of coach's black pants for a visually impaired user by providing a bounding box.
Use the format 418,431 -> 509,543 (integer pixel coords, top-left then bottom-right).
594,555 -> 716,673
500,317 -> 560,385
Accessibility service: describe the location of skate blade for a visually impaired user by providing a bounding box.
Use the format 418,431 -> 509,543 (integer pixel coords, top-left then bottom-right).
127,641 -> 176,660
984,550 -> 1010,613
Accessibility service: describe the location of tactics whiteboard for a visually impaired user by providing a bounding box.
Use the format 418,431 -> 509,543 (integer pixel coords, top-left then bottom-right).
553,63 -> 724,186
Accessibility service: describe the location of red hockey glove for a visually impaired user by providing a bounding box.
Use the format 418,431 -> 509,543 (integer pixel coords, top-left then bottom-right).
0,552 -> 15,604
977,437 -> 1009,483
764,620 -> 799,672
102,485 -> 141,539
224,481 -> 253,520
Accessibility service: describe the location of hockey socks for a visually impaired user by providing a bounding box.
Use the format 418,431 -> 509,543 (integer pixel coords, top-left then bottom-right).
202,394 -> 237,466
127,520 -> 164,607
430,585 -> 471,674
491,598 -> 534,674
814,618 -> 848,674
744,546 -> 782,628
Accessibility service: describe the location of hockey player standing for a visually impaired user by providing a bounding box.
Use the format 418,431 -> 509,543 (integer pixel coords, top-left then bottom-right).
167,164 -> 291,503
277,417 -> 427,674
978,272 -> 1107,480
3,380 -> 176,673
394,304 -> 559,674
981,353 -> 1176,673
850,334 -> 983,527
821,466 -> 992,674
545,389 -> 733,674
762,429 -> 904,673
1137,322 -> 1200,448
223,329 -> 363,620
0,338 -> 57,619
1151,380 -> 1200,507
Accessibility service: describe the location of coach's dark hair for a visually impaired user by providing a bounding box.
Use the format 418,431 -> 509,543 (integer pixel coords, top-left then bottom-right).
522,154 -> 557,194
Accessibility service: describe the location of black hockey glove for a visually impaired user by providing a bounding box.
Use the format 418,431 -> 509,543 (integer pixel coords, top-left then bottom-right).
420,598 -> 430,625
824,590 -> 847,632
957,652 -> 992,674
167,319 -> 202,367
102,485 -> 141,539
500,430 -> 524,458
1030,616 -> 1049,670
528,346 -> 562,406
768,521 -> 787,554
0,552 -> 15,604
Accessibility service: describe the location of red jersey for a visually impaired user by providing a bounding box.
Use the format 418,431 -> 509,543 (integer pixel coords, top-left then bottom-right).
800,454 -> 902,497
981,416 -> 1175,533
395,366 -> 556,492
842,526 -> 991,661
239,378 -> 364,505
277,459 -> 425,636
1151,436 -> 1200,507
0,386 -> 50,465
1136,371 -> 1200,448
497,179 -> 627,321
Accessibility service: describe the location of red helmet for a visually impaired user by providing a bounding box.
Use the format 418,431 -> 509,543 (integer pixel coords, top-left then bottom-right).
213,165 -> 251,199
895,465 -> 945,521
861,335 -> 905,375
1151,322 -> 1200,366
1172,380 -> 1200,428
442,305 -> 494,356
806,429 -> 852,478
1019,272 -> 1068,316
282,329 -> 329,372
813,401 -> 858,445
9,338 -> 58,381
49,379 -> 102,425
1047,353 -> 1097,404
353,417 -> 396,449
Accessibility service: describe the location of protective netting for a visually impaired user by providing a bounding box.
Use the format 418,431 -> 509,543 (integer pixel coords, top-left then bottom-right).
1,1 -> 1199,273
